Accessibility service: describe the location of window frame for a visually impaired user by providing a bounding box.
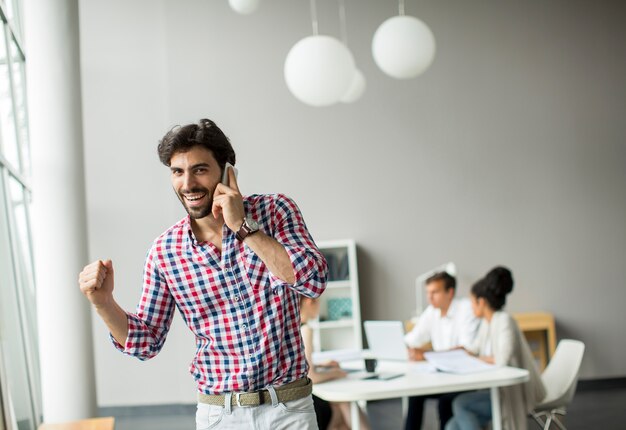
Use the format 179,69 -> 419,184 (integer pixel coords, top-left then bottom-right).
0,0 -> 40,428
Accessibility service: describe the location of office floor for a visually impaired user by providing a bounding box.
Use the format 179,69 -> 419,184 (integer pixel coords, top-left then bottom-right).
102,384 -> 626,430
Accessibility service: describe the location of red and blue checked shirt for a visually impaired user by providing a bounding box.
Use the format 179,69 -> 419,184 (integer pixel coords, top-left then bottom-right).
111,193 -> 328,395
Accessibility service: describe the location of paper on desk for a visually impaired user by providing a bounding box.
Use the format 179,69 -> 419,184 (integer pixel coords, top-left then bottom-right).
312,348 -> 363,365
423,350 -> 496,374
408,361 -> 439,374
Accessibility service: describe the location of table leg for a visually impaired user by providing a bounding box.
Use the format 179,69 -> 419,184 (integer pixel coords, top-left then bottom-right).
401,396 -> 408,419
490,387 -> 501,430
350,401 -> 361,430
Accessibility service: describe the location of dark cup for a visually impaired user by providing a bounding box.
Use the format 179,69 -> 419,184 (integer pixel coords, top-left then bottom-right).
364,358 -> 378,373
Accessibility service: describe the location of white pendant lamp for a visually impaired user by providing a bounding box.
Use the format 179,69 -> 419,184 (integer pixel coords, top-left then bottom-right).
338,0 -> 366,104
284,0 -> 356,107
284,35 -> 356,107
372,1 -> 436,79
229,0 -> 260,15
341,69 -> 366,103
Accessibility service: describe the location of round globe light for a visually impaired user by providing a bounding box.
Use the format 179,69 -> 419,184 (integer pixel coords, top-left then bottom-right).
340,69 -> 366,104
228,0 -> 260,15
284,35 -> 356,107
372,15 -> 436,79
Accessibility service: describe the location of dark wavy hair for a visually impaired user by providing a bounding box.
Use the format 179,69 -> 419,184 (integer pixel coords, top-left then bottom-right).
157,119 -> 236,169
471,266 -> 514,311
425,271 -> 456,292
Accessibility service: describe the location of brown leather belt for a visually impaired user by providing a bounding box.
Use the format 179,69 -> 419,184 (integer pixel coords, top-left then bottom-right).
198,377 -> 312,407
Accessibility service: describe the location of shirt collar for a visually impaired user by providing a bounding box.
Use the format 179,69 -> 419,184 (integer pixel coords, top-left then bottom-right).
437,298 -> 459,319
183,215 -> 197,249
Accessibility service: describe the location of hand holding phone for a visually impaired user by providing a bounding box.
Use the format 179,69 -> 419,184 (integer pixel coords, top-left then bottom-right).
213,162 -> 244,227
221,162 -> 239,186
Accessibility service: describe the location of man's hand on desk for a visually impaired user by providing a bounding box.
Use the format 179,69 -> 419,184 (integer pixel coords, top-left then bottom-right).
448,347 -> 494,364
408,347 -> 426,361
315,361 -> 348,378
314,365 -> 347,379
316,360 -> 340,369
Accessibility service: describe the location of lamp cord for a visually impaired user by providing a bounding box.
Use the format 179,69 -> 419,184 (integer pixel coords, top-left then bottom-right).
399,0 -> 405,16
310,0 -> 319,35
338,0 -> 348,45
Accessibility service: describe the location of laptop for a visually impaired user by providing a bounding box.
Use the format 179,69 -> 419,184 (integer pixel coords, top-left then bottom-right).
363,320 -> 409,361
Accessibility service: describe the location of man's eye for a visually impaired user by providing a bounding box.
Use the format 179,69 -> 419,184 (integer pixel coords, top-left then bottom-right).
195,168 -> 207,174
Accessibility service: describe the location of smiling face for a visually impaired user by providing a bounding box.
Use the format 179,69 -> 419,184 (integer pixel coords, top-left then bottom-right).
170,146 -> 222,219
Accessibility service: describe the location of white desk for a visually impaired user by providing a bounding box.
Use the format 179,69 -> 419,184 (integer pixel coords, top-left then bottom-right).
312,360 -> 529,430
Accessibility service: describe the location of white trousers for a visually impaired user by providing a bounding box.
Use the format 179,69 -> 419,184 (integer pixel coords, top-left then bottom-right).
196,392 -> 318,430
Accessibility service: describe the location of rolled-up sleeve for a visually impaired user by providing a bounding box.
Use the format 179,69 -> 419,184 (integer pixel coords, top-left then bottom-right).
269,194 -> 328,297
458,303 -> 480,349
493,315 -> 516,366
404,307 -> 433,347
110,246 -> 175,360
466,320 -> 485,356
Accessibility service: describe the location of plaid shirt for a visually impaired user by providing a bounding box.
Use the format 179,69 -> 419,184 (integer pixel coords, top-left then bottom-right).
111,193 -> 328,395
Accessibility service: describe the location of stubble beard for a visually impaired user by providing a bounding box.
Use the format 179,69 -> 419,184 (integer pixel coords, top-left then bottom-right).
176,188 -> 213,220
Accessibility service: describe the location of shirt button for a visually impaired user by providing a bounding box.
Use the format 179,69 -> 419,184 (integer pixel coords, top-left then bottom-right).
234,296 -> 239,301
241,323 -> 248,329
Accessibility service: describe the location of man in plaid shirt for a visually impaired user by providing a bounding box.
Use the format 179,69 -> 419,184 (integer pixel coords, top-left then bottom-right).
79,119 -> 328,429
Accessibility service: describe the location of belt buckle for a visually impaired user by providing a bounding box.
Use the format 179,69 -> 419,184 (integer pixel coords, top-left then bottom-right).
235,392 -> 258,408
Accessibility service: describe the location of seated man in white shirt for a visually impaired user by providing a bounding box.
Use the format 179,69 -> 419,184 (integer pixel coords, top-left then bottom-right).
404,272 -> 479,430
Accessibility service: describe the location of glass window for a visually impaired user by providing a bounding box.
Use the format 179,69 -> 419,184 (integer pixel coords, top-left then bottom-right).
7,175 -> 40,420
7,0 -> 23,40
0,373 -> 7,430
2,1 -> 22,39
3,1 -> 15,23
0,171 -> 36,430
9,37 -> 28,176
0,1 -> 39,428
0,25 -> 20,171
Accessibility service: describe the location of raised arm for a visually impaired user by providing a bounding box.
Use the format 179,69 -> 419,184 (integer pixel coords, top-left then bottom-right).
242,229 -> 297,284
212,168 -> 327,296
78,259 -> 128,345
262,194 -> 328,296
79,250 -> 176,360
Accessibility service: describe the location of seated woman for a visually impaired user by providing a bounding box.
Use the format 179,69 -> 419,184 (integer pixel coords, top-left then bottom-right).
445,267 -> 546,430
300,296 -> 370,430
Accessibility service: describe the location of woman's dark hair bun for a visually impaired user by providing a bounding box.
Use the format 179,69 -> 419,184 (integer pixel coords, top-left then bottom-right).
485,266 -> 514,296
471,266 -> 514,311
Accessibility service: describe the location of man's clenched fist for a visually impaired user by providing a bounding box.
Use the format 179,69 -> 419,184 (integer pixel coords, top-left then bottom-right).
78,259 -> 114,308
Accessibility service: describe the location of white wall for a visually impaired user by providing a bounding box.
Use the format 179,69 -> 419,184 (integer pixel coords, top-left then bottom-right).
79,0 -> 626,406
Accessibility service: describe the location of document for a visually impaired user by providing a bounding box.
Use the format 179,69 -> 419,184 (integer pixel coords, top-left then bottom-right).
423,350 -> 496,374
408,361 -> 438,374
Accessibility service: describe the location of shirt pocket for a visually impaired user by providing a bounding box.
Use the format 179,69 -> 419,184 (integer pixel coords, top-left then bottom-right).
196,403 -> 224,429
243,248 -> 268,290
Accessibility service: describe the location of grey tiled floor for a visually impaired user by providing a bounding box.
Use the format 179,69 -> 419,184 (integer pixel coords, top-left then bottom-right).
100,404 -> 196,430
115,413 -> 195,430
102,385 -> 626,430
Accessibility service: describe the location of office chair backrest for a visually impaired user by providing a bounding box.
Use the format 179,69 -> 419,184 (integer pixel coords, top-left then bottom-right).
541,339 -> 585,406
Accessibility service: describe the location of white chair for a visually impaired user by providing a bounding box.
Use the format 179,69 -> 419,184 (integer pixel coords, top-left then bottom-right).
531,339 -> 585,430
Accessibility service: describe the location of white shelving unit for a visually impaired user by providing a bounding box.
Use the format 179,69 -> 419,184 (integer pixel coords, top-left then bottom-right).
312,239 -> 362,353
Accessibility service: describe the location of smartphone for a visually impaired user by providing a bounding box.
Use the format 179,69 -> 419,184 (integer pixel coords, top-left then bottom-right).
361,373 -> 403,381
221,162 -> 238,186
